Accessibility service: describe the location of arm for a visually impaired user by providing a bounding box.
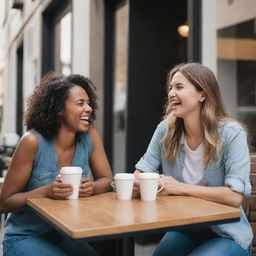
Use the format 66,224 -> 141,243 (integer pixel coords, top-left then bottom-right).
132,122 -> 165,197
134,169 -> 242,206
135,122 -> 164,173
160,128 -> 250,208
0,132 -> 73,213
85,128 -> 112,195
159,175 -> 243,208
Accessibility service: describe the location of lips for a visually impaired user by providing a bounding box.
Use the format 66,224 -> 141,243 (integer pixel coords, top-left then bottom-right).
170,101 -> 181,109
80,116 -> 90,124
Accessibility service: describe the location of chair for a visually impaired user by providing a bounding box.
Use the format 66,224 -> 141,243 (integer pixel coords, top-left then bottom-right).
0,180 -> 5,256
243,155 -> 256,255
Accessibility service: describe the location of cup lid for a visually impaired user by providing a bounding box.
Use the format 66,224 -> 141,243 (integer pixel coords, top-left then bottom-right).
138,172 -> 159,179
114,173 -> 135,180
60,166 -> 82,174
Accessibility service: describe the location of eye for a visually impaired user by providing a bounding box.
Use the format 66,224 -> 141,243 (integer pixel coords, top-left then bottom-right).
76,101 -> 84,106
176,85 -> 183,90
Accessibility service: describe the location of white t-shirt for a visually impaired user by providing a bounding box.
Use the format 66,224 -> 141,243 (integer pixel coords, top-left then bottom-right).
182,139 -> 204,185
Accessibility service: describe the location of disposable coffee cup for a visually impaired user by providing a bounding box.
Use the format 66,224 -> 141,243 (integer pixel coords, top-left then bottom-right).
112,173 -> 135,200
138,173 -> 164,201
60,166 -> 82,199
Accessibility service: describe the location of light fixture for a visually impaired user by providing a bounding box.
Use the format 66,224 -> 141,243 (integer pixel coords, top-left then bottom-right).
177,24 -> 189,37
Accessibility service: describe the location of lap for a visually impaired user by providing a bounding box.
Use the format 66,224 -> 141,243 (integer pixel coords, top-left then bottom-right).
152,231 -> 196,256
153,231 -> 250,256
188,237 -> 251,256
3,236 -> 69,256
3,231 -> 99,256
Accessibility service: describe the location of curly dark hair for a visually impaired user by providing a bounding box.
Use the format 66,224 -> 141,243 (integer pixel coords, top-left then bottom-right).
25,72 -> 98,140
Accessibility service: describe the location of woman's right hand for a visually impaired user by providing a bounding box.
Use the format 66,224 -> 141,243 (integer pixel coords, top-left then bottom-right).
46,176 -> 73,200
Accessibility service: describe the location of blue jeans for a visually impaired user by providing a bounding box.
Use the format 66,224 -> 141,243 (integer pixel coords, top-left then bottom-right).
153,228 -> 251,256
3,229 -> 100,256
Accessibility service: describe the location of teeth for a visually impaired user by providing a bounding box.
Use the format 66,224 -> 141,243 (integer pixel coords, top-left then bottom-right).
172,101 -> 181,105
80,116 -> 89,121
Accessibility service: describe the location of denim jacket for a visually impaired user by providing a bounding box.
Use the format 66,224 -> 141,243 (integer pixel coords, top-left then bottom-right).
135,120 -> 253,250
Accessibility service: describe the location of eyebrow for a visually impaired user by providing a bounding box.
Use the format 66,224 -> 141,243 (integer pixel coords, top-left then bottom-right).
75,98 -> 90,103
169,82 -> 183,87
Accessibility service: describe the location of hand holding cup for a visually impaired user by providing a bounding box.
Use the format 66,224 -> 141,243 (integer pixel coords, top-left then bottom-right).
46,176 -> 73,200
79,177 -> 94,197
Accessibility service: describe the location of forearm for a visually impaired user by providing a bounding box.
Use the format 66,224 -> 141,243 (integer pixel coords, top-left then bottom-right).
93,177 -> 112,195
0,185 -> 49,213
181,183 -> 243,208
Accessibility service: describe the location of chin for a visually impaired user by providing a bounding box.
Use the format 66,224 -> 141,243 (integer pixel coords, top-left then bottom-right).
77,126 -> 89,133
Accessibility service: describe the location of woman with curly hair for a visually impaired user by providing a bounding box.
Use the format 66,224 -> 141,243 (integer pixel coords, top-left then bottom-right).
0,72 -> 112,256
133,63 -> 252,255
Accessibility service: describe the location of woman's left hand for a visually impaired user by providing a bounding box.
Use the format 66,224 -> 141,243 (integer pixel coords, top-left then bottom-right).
159,175 -> 186,196
79,178 -> 94,197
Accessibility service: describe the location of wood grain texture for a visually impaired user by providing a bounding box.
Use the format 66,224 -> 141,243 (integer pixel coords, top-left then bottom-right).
27,192 -> 240,239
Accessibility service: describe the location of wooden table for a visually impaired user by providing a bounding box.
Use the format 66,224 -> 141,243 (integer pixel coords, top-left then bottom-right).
27,192 -> 240,256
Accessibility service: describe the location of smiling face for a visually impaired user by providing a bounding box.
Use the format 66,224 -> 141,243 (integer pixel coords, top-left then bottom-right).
168,71 -> 205,119
61,85 -> 92,133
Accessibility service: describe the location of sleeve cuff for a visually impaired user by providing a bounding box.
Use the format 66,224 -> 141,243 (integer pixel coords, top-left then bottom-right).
135,158 -> 159,173
225,175 -> 252,196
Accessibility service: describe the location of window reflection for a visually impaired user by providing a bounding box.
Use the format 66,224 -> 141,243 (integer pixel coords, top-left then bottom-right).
112,4 -> 128,173
217,2 -> 256,151
54,12 -> 72,75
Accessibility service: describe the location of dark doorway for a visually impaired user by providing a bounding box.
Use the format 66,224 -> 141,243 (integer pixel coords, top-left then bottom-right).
104,0 -> 188,173
16,43 -> 24,136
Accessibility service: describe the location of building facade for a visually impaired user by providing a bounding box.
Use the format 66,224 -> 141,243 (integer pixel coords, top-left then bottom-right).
0,0 -> 255,173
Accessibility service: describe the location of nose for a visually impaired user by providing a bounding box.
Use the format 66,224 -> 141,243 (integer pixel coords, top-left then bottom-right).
168,88 -> 176,98
84,103 -> 92,113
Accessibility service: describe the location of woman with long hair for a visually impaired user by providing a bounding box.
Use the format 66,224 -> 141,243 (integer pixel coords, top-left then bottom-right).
133,63 -> 252,255
0,72 -> 112,256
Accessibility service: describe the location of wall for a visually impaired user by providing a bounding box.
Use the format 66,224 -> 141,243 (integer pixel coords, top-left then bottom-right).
0,0 -> 105,138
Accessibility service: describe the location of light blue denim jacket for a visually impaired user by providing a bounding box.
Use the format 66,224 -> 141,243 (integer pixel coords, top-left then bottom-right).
135,120 -> 253,250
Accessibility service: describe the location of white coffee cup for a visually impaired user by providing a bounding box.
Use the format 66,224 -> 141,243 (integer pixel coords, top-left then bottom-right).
138,173 -> 164,201
112,173 -> 135,200
60,166 -> 82,199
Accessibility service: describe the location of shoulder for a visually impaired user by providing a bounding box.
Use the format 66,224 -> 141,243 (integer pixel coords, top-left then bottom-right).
14,131 -> 39,156
156,119 -> 167,134
88,127 -> 98,138
218,119 -> 247,142
19,131 -> 39,148
88,127 -> 101,144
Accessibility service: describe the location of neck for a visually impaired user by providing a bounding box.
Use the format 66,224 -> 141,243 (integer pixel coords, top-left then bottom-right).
55,126 -> 76,150
183,115 -> 203,141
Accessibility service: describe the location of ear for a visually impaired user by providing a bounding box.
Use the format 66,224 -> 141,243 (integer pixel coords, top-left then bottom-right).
199,92 -> 205,103
199,97 -> 205,103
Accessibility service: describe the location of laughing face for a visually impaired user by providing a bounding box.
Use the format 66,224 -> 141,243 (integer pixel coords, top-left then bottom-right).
168,71 -> 205,119
62,85 -> 92,133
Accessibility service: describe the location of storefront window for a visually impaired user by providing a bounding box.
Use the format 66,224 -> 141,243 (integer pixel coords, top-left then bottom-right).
112,3 -> 128,173
217,0 -> 256,151
54,11 -> 72,75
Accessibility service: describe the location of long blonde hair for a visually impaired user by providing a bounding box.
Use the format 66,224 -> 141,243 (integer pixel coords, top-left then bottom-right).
163,63 -> 229,163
